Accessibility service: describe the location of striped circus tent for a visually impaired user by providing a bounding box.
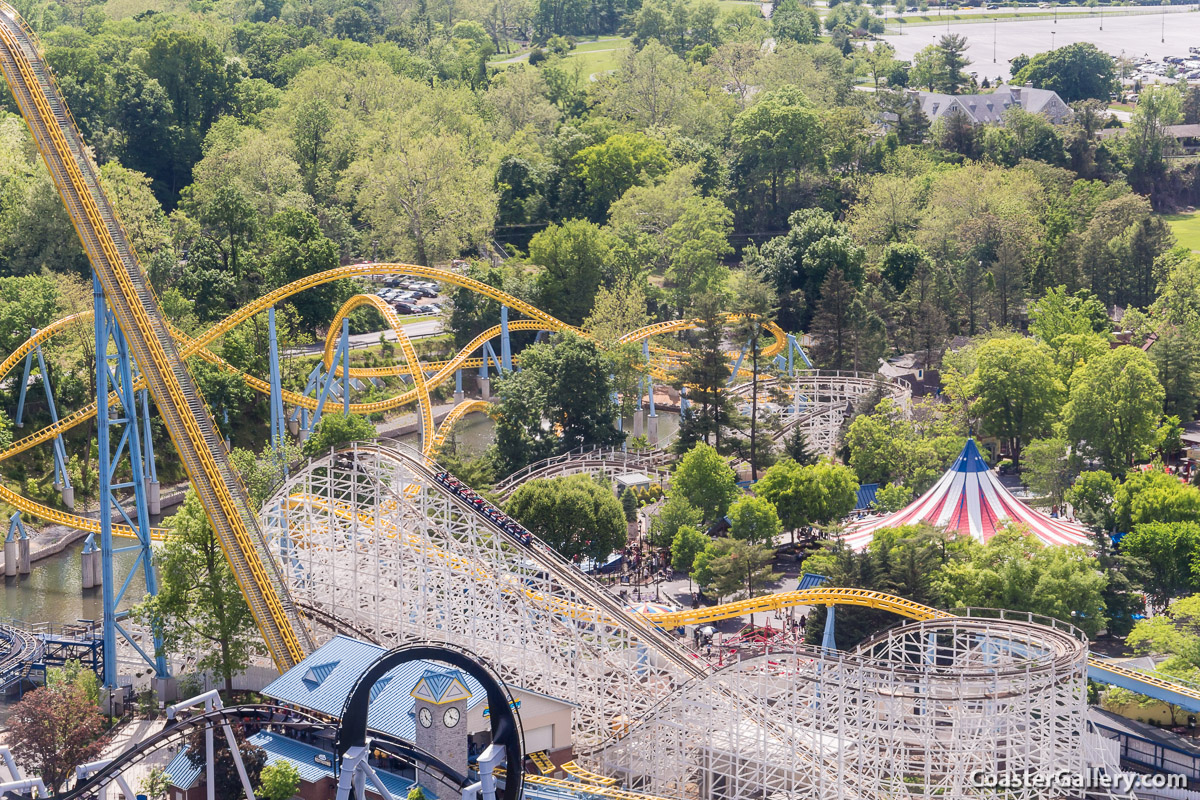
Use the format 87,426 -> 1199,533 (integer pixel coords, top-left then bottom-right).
840,439 -> 1090,550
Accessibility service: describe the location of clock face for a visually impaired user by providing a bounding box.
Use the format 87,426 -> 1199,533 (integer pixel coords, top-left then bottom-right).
419,707 -> 433,728
444,706 -> 461,728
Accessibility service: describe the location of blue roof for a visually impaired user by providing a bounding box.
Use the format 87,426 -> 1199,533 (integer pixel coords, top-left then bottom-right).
262,635 -> 487,741
854,483 -> 879,510
797,572 -> 829,591
164,732 -> 423,797
163,747 -> 202,790
952,439 -> 989,473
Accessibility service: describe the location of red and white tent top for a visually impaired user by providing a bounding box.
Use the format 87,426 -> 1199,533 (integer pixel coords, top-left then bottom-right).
841,439 -> 1090,550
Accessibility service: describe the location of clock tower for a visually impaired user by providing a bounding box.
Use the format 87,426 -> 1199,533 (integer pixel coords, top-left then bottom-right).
410,668 -> 472,779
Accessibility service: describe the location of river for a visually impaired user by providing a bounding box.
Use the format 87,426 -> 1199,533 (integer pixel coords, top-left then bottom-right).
0,543 -> 144,627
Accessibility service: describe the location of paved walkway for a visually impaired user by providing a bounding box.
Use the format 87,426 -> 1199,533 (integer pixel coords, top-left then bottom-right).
98,717 -> 171,791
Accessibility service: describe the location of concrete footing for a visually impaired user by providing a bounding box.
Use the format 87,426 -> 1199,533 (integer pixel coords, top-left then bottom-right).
147,479 -> 161,516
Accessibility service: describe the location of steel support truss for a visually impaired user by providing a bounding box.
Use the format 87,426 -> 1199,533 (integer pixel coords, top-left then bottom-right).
93,275 -> 167,687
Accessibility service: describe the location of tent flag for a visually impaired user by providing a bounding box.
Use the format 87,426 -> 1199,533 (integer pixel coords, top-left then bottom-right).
841,439 -> 1090,550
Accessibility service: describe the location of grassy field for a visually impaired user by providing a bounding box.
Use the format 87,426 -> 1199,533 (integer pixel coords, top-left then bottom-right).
1165,212 -> 1200,252
567,36 -> 632,74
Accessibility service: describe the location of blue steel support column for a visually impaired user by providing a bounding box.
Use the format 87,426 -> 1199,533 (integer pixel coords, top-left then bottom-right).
821,606 -> 837,652
727,338 -> 751,387
455,369 -> 463,394
139,390 -> 157,488
15,331 -> 71,492
94,275 -> 167,687
341,318 -> 350,416
500,306 -> 512,373
643,340 -> 656,419
94,276 -> 117,689
14,333 -> 33,427
268,307 -> 286,454
34,338 -> 70,491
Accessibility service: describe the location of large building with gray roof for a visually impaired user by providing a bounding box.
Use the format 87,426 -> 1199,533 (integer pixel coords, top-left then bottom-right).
913,83 -> 1072,126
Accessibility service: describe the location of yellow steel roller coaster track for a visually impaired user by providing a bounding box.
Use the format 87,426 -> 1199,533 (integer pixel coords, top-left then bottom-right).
0,270 -> 784,536
0,1 -> 310,668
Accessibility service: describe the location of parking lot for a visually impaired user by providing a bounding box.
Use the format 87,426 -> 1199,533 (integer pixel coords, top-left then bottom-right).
374,277 -> 444,317
887,7 -> 1200,81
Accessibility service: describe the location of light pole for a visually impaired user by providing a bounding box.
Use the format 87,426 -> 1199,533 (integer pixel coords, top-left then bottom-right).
993,17 -> 997,62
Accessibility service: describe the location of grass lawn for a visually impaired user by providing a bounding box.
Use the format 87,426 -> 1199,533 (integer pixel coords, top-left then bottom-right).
1165,212 -> 1200,252
567,37 -> 632,74
1109,102 -> 1135,112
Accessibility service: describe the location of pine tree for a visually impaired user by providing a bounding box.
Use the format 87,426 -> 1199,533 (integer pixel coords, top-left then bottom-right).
809,267 -> 857,370
676,296 -> 736,451
783,428 -> 817,465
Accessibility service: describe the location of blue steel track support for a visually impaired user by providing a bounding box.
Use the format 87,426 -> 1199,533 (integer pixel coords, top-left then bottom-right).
821,606 -> 837,652
643,340 -> 656,419
500,306 -> 512,373
93,275 -> 167,688
14,329 -> 72,493
310,318 -> 350,434
268,307 -> 286,454
139,389 -> 157,489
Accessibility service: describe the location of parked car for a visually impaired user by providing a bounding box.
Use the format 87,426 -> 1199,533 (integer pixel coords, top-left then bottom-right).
393,302 -> 420,314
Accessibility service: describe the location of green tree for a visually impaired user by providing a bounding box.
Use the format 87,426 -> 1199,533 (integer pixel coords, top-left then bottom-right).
1028,286 -> 1109,344
731,86 -> 825,221
139,767 -> 171,800
1113,468 -> 1200,531
530,219 -> 614,325
782,428 -> 817,465
258,761 -> 302,800
136,492 -> 259,693
674,297 -> 736,450
748,208 -> 865,330
771,0 -> 820,43
671,524 -> 710,587
263,209 -> 342,336
727,495 -> 783,546
757,458 -> 858,539
1065,470 -> 1119,532
933,33 -> 970,94
346,122 -> 497,266
46,659 -> 100,708
1063,347 -> 1165,474
144,30 -> 243,196
1012,42 -> 1116,102
1022,437 -> 1079,506
649,493 -> 704,547
0,275 -> 60,360
302,414 -> 376,458
505,474 -> 627,561
935,527 -> 1108,636
729,269 -> 779,478
1120,521 -> 1200,612
1124,84 -> 1181,192
692,537 -> 778,601
572,132 -> 671,222
872,482 -> 912,513
672,442 -> 740,523
970,337 -> 1063,469
492,333 -> 621,473
1127,594 -> 1200,671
